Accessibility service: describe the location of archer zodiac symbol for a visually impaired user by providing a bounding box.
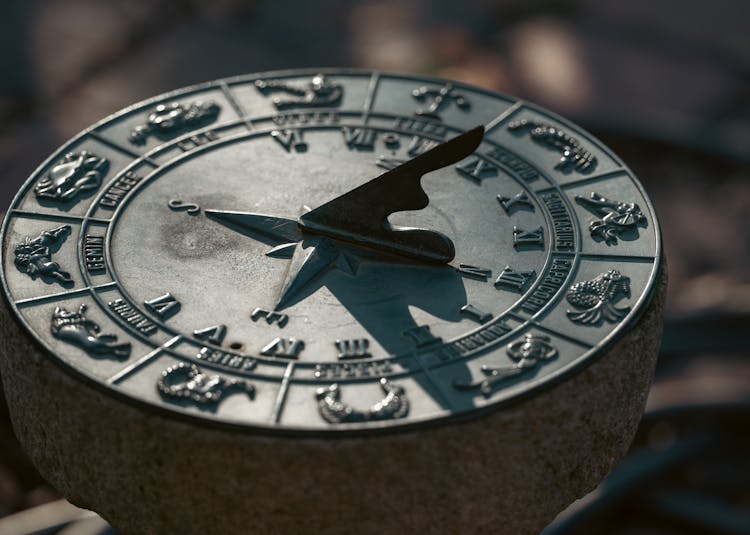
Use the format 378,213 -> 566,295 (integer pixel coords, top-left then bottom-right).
14,225 -> 73,285
51,304 -> 131,359
508,119 -> 597,173
254,73 -> 343,109
129,100 -> 221,145
316,378 -> 409,424
453,334 -> 558,397
34,150 -> 109,204
157,363 -> 255,406
575,192 -> 647,245
566,270 -> 631,325
411,83 -> 470,120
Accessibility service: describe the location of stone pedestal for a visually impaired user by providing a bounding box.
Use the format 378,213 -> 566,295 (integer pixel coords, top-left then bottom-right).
0,266 -> 665,535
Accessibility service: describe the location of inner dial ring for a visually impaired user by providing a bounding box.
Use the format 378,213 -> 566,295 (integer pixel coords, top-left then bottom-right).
103,120 -> 556,372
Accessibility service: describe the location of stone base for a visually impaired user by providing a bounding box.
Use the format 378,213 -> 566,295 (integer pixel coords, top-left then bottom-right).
0,265 -> 665,535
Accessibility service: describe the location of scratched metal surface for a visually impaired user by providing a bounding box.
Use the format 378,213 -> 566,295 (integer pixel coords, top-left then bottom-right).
0,0 -> 748,532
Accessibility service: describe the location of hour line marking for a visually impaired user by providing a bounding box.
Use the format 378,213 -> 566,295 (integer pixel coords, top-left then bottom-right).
15,282 -> 117,308
579,253 -> 655,263
219,80 -> 253,130
88,130 -> 159,166
527,322 -> 593,349
485,100 -> 524,133
10,210 -> 95,225
106,335 -> 182,385
535,169 -> 626,194
362,71 -> 381,123
271,361 -> 295,423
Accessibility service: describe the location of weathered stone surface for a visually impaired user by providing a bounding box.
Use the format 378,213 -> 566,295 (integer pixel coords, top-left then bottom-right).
0,264 -> 665,535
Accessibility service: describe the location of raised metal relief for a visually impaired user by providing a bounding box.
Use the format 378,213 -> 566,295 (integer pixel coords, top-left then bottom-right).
14,225 -> 73,285
575,192 -> 647,244
508,119 -> 596,173
51,304 -> 131,359
566,270 -> 631,325
412,83 -> 469,120
157,362 -> 255,405
34,151 -> 109,204
129,100 -> 220,145
254,73 -> 343,109
454,334 -> 558,397
316,378 -> 409,424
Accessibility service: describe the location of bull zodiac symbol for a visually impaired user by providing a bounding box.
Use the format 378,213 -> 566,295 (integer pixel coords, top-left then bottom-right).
316,378 -> 409,424
34,151 -> 109,204
129,100 -> 221,145
575,192 -> 647,245
566,269 -> 631,325
453,334 -> 558,397
254,73 -> 343,109
14,225 -> 73,285
51,304 -> 131,359
508,119 -> 597,173
157,363 -> 255,406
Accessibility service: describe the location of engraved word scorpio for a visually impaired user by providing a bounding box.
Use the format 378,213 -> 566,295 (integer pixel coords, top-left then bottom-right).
51,304 -> 131,359
316,378 -> 409,424
157,363 -> 254,405
129,100 -> 220,145
34,151 -> 109,204
14,225 -> 73,285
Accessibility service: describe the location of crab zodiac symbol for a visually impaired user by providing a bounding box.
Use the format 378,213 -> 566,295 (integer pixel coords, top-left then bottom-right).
129,100 -> 221,145
51,304 -> 131,359
157,363 -> 255,406
316,378 -> 409,424
14,225 -> 73,285
566,270 -> 631,325
254,73 -> 343,109
34,151 -> 109,204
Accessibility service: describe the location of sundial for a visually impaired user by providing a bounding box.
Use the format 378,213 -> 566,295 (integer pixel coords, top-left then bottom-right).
0,69 -> 664,533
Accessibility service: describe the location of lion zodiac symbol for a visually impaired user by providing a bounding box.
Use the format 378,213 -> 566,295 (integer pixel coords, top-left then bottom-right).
34,151 -> 109,204
316,378 -> 409,424
254,73 -> 343,109
51,304 -> 131,359
14,225 -> 73,285
129,100 -> 220,145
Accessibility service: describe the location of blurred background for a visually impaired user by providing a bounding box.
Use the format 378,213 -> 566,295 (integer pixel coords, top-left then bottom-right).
0,0 -> 748,533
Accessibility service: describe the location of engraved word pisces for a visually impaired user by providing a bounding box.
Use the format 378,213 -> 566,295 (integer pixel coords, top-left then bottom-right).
316,378 -> 409,424
157,363 -> 254,405
509,119 -> 596,173
129,100 -> 220,145
566,270 -> 631,325
34,150 -> 108,204
51,304 -> 131,359
14,225 -> 73,285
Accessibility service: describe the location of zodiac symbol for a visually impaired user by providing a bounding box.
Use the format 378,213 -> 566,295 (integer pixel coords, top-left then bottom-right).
508,119 -> 597,173
411,83 -> 470,120
566,270 -> 631,325
14,225 -> 73,285
254,73 -> 343,109
51,304 -> 131,359
129,100 -> 220,145
453,334 -> 558,397
575,192 -> 647,245
316,378 -> 409,424
34,150 -> 109,204
157,363 -> 255,405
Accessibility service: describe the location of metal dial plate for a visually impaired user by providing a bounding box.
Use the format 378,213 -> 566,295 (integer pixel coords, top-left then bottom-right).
1,69 -> 662,434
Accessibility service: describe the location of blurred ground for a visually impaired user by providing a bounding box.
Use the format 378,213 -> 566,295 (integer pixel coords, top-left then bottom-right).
1,0 -> 749,533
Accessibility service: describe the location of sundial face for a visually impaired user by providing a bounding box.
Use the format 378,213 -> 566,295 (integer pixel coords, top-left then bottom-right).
1,69 -> 661,433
